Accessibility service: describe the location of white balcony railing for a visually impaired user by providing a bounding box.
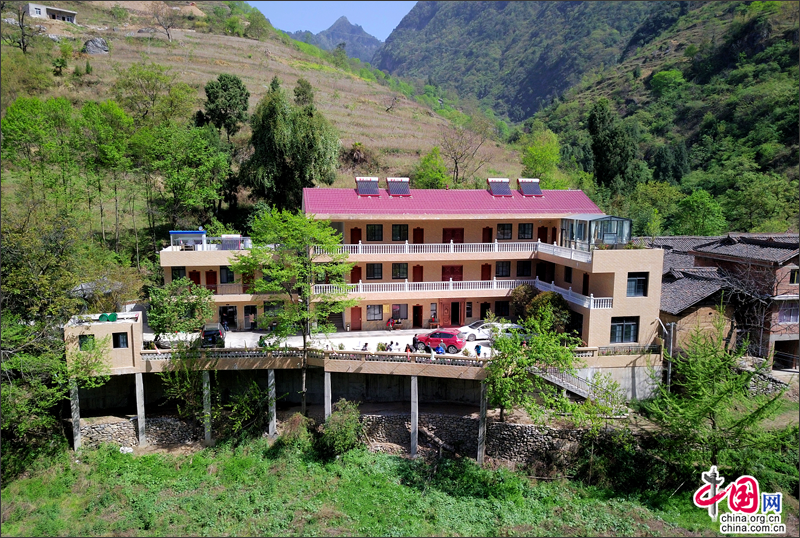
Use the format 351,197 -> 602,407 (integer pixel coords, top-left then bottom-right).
314,276 -> 612,309
321,239 -> 593,263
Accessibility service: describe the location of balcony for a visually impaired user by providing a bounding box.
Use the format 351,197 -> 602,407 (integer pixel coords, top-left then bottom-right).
321,239 -> 593,263
313,276 -> 613,309
162,235 -> 253,252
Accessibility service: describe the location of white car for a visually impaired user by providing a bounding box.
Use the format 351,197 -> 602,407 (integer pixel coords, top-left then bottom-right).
457,320 -> 521,341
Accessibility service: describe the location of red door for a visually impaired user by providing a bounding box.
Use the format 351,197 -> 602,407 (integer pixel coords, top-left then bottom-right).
188,270 -> 201,286
537,226 -> 548,243
482,227 -> 493,243
413,265 -> 423,282
205,270 -> 217,294
442,228 -> 464,243
481,264 -> 491,280
441,266 -> 463,281
350,227 -> 362,244
351,265 -> 362,283
351,307 -> 362,331
413,227 -> 424,244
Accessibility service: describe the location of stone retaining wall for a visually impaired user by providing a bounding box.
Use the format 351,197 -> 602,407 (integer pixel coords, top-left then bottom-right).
70,416 -> 202,448
746,370 -> 789,396
360,413 -> 587,464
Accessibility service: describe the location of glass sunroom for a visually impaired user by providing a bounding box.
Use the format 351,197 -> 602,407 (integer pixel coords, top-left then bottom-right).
560,214 -> 632,251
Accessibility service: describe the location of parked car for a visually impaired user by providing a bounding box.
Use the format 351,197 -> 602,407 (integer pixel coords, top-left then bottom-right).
457,321 -> 522,341
201,323 -> 226,348
414,329 -> 466,354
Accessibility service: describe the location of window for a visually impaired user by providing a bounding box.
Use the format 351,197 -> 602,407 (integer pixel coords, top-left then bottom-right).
495,301 -> 510,317
172,266 -> 186,281
263,301 -> 283,316
34,7 -> 41,15
564,266 -> 573,284
366,263 -> 382,279
220,266 -> 235,284
430,303 -> 437,321
112,332 -> 128,349
392,224 -> 408,241
610,317 -> 639,343
496,261 -> 511,277
627,272 -> 648,297
78,335 -> 95,351
466,302 -> 473,318
497,223 -> 512,240
791,269 -> 799,285
366,224 -> 383,241
392,263 -> 408,279
518,223 -> 533,240
367,304 -> 383,321
516,260 -> 532,277
778,302 -> 799,323
392,304 -> 408,319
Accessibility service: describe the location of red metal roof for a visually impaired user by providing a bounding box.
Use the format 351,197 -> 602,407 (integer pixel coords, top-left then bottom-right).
303,188 -> 603,217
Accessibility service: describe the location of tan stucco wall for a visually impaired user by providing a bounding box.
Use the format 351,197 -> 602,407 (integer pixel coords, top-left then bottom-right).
65,316 -> 143,371
661,304 -> 736,353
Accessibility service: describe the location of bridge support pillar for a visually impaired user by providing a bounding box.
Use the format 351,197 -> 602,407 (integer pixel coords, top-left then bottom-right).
135,372 -> 147,447
268,369 -> 277,437
70,379 -> 81,450
410,375 -> 418,458
324,371 -> 332,420
203,371 -> 213,446
477,382 -> 487,465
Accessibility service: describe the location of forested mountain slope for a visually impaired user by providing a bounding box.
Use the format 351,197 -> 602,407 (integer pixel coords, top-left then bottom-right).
288,16 -> 383,63
373,1 -> 652,121
535,0 -> 799,234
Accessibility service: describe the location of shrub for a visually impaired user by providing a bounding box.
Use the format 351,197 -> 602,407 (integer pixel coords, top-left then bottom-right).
318,398 -> 363,456
278,412 -> 314,451
85,60 -> 92,75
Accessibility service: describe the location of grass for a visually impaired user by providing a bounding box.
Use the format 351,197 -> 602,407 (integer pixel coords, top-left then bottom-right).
0,438 -> 752,537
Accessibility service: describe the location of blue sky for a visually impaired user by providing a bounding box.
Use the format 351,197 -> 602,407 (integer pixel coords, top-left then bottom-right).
246,1 -> 417,41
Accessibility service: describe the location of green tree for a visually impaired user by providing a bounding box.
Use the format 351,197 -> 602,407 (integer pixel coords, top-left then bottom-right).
332,42 -> 347,68
721,171 -> 799,232
245,10 -> 271,40
643,314 -> 786,467
669,189 -> 726,236
521,129 -> 561,181
627,181 -> 686,236
587,98 -> 637,189
526,291 -> 571,333
293,77 -> 314,107
411,146 -> 449,189
204,73 -> 250,141
484,308 -> 584,422
242,77 -> 339,210
319,398 -> 363,456
147,277 -> 214,344
229,208 -> 356,415
650,69 -> 685,97
150,122 -> 230,228
111,61 -> 196,126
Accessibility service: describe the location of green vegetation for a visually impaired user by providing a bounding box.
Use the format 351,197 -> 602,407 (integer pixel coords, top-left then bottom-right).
229,208 -> 356,413
146,278 -> 213,344
410,146 -> 449,188
241,77 -> 340,210
0,440 -> 744,537
202,73 -> 250,141
318,398 -> 363,457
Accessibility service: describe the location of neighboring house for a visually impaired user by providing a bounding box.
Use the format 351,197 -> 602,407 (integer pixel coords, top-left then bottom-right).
25,3 -> 77,22
639,233 -> 799,369
690,234 -> 799,368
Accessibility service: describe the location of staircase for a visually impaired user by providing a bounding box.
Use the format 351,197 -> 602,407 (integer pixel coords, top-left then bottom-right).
528,366 -> 625,414
327,312 -> 345,332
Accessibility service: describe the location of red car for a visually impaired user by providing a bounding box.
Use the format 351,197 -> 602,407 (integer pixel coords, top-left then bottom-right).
415,329 -> 466,354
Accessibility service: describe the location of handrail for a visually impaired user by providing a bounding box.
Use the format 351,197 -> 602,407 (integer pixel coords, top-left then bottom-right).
319,240 -> 593,263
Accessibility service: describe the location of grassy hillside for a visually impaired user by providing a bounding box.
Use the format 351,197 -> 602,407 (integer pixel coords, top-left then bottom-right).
0,1 -> 522,185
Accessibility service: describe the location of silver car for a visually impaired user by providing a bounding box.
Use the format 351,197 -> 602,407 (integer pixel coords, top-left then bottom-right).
457,320 -> 521,341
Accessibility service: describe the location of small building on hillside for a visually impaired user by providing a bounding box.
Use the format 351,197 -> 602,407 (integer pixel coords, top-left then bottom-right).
25,3 -> 77,23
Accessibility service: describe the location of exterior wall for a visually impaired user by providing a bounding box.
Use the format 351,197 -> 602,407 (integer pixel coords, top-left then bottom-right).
341,218 -> 563,246
661,303 -> 737,353
26,3 -> 76,22
775,262 -> 799,296
583,249 -> 663,348
65,315 -> 143,371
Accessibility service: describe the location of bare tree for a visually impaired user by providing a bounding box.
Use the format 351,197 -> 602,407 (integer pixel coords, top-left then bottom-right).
717,261 -> 792,359
150,1 -> 181,42
1,2 -> 41,54
438,117 -> 491,184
